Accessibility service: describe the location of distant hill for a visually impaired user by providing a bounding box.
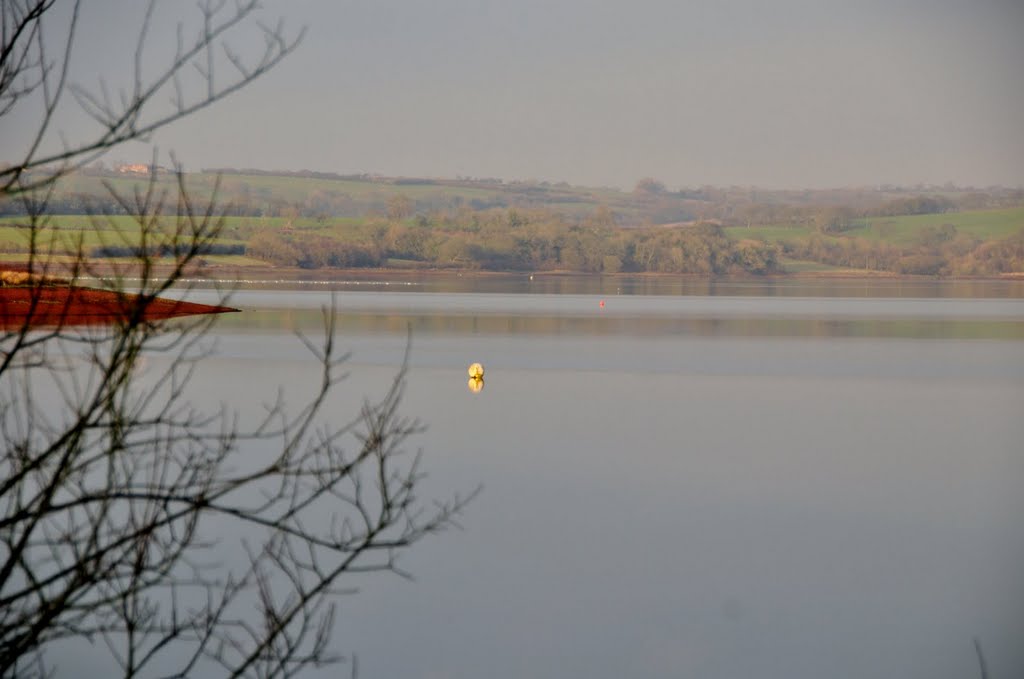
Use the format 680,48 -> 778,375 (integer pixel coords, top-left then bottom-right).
9,166 -> 1020,227
1,168 -> 1022,276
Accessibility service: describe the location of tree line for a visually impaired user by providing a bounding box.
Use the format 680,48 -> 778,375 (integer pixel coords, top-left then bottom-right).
243,208 -> 782,274
783,225 -> 1024,275
236,202 -> 1024,276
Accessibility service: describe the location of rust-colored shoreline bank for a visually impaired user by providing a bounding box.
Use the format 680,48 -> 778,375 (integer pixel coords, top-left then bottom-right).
0,270 -> 237,329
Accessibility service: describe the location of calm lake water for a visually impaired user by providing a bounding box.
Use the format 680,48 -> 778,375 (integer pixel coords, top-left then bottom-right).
149,277 -> 1024,678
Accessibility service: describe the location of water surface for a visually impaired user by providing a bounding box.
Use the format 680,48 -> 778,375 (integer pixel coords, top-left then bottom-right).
151,279 -> 1024,678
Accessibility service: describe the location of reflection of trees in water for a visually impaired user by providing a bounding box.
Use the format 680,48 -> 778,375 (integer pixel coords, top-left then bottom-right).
211,307 -> 1024,340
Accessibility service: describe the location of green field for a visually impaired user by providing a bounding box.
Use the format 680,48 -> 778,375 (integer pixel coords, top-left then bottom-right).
0,213 -> 371,235
849,208 -> 1024,244
777,257 -> 853,273
725,207 -> 1024,246
50,171 -> 621,218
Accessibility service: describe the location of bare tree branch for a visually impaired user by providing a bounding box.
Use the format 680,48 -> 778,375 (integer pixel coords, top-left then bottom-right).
1,168 -> 476,678
0,4 -> 473,677
0,0 -> 304,197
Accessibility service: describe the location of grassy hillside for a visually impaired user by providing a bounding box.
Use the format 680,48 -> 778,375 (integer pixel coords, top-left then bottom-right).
2,170 -> 1021,276
46,170 -> 652,221
850,208 -> 1024,244
721,207 -> 1024,274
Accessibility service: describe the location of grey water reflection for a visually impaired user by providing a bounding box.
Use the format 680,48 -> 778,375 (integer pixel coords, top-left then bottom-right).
174,271 -> 1024,299
184,287 -> 1024,340
151,280 -> 1024,679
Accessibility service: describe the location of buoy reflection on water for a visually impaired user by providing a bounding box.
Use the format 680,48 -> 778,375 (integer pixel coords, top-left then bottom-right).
467,362 -> 485,393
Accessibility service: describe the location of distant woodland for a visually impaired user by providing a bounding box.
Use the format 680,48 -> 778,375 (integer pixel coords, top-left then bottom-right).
1,166 -> 1022,276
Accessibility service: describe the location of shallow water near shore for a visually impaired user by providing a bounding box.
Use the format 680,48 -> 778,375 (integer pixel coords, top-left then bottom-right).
84,277 -> 1024,678
143,269 -> 1024,299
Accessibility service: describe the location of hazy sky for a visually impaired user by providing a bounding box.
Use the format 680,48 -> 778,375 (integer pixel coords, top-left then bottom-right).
6,0 -> 1024,189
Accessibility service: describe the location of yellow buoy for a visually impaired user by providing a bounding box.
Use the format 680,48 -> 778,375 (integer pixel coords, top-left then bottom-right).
467,377 -> 484,393
468,362 -> 484,379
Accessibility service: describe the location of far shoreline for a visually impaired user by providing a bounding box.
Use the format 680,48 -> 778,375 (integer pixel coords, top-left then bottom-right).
3,259 -> 1023,285
173,263 -> 1024,284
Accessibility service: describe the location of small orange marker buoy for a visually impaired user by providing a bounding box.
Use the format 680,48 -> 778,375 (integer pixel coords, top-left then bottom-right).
468,362 -> 484,379
599,299 -> 605,308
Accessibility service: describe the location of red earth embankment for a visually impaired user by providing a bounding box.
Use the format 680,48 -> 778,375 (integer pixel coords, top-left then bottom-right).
0,283 -> 237,329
